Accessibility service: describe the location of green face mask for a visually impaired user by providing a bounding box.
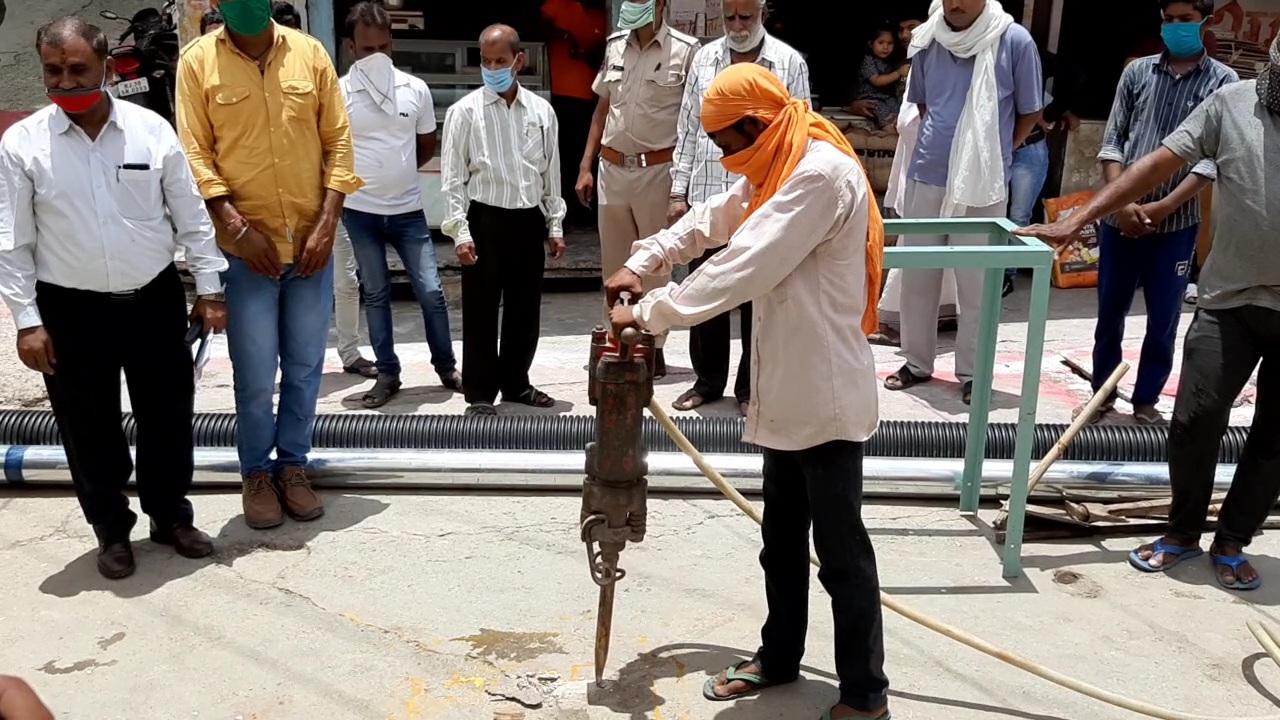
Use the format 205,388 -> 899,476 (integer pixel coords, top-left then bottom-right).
218,0 -> 272,36
618,0 -> 657,30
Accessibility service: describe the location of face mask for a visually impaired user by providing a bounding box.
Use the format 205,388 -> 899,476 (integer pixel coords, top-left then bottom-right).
217,0 -> 272,36
1259,40 -> 1280,114
353,52 -> 396,113
482,65 -> 516,94
725,23 -> 766,53
1161,20 -> 1206,59
49,77 -> 107,115
618,0 -> 657,31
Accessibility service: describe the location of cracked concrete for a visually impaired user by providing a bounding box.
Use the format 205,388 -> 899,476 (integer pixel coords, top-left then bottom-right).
4,490 -> 1280,719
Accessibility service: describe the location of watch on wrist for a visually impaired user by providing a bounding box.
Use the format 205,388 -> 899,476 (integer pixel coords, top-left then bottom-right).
198,292 -> 226,303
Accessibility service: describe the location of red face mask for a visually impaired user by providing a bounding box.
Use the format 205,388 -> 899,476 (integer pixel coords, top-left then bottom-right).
48,83 -> 105,115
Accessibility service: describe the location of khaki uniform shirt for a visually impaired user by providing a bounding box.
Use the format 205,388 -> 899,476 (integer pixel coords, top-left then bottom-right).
592,25 -> 698,155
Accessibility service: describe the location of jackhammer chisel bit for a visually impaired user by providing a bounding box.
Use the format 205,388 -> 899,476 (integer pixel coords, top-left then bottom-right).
581,292 -> 655,686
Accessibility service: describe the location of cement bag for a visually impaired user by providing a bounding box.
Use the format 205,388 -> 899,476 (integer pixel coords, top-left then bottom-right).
1044,191 -> 1100,289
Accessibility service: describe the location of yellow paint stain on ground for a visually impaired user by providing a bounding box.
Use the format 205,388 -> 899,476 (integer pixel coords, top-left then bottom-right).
445,674 -> 489,689
570,664 -> 593,681
342,613 -> 362,624
404,676 -> 426,720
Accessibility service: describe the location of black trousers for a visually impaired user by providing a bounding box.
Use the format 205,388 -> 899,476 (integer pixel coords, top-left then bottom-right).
688,248 -> 752,402
757,440 -> 889,712
461,202 -> 547,404
1167,306 -> 1280,547
37,264 -> 195,544
551,94 -> 597,228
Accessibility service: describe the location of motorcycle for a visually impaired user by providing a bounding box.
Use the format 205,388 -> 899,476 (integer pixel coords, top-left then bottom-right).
99,2 -> 180,126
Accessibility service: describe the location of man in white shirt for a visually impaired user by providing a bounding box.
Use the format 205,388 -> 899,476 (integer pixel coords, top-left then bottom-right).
666,0 -> 808,415
606,64 -> 890,720
440,25 -> 566,417
339,2 -> 461,409
0,18 -> 228,580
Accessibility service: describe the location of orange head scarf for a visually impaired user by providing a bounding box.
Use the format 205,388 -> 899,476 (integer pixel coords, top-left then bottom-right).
701,63 -> 884,336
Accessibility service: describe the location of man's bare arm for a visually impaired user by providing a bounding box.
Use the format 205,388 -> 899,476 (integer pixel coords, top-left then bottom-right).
0,675 -> 55,720
1022,148 -> 1187,239
580,96 -> 609,174
1013,112 -> 1042,149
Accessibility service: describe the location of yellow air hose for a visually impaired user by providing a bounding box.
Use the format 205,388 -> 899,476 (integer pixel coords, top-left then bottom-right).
647,398 -> 1280,720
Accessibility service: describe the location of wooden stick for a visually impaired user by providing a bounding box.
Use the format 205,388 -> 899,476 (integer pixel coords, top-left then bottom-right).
1060,356 -> 1133,404
993,361 -> 1131,531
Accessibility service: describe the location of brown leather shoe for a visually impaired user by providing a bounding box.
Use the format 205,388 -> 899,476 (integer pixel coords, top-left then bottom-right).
242,472 -> 284,530
150,521 -> 215,559
278,466 -> 324,522
97,541 -> 136,579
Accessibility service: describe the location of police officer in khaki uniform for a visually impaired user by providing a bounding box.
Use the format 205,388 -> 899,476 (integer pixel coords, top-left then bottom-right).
576,0 -> 698,376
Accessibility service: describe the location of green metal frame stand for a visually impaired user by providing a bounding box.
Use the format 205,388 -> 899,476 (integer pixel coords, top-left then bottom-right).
882,218 -> 1054,579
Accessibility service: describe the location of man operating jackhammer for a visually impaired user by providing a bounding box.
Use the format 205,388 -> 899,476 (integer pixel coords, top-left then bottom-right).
605,63 -> 890,720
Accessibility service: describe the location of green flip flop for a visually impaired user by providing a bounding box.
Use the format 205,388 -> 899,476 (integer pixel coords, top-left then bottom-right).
702,661 -> 777,702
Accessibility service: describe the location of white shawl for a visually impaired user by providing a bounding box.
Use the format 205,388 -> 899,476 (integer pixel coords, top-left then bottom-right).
909,0 -> 1014,218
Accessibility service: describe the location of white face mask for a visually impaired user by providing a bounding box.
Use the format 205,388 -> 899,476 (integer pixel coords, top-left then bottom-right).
725,22 -> 766,52
352,51 -> 397,114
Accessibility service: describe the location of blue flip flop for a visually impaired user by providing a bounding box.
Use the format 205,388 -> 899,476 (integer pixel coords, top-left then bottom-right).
1128,540 -> 1203,573
1212,552 -> 1263,591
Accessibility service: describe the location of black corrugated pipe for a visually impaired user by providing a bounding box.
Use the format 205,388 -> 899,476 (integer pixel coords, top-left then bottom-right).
0,409 -> 1252,463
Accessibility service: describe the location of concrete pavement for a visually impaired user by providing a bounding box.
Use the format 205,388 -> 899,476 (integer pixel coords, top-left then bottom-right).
3,492 -> 1280,719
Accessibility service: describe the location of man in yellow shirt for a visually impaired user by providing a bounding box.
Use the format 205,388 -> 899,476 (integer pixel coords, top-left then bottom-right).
177,0 -> 363,531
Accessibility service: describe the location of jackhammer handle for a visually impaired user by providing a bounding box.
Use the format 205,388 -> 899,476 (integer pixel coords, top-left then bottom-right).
616,291 -> 633,306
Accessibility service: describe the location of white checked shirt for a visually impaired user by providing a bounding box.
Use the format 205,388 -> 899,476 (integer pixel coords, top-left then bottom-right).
670,35 -> 811,203
440,85 -> 566,246
0,100 -> 226,330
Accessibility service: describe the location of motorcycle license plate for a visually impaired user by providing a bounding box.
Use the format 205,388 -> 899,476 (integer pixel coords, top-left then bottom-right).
115,77 -> 150,97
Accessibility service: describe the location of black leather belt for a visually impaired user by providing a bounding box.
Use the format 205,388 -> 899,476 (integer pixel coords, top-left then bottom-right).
1024,128 -> 1047,146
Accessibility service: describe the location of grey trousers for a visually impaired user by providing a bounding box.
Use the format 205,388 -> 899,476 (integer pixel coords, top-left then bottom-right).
899,179 -> 1005,382
332,221 -> 365,367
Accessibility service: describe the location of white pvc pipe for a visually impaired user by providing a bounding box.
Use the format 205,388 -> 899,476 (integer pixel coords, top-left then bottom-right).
0,445 -> 1234,501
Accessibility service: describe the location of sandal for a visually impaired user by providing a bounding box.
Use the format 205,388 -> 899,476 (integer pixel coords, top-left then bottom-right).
1128,539 -> 1203,573
702,661 -> 785,702
1071,400 -> 1115,425
1212,548 -> 1262,591
673,389 -> 715,411
361,376 -> 402,409
883,365 -> 931,391
465,402 -> 498,417
344,357 -> 379,379
506,387 -> 555,408
439,370 -> 464,393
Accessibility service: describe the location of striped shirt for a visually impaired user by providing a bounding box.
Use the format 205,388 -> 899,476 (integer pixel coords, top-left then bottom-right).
670,35 -> 810,203
1098,53 -> 1237,233
440,85 -> 566,246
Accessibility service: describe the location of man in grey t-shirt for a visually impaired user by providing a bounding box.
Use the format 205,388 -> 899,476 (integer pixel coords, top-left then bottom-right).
1017,39 -> 1280,592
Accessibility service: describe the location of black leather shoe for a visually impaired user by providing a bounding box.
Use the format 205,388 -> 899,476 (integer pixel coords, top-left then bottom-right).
97,541 -> 136,579
150,523 -> 215,559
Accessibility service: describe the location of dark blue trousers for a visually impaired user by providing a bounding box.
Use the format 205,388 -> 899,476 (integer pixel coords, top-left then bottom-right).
1092,222 -> 1198,407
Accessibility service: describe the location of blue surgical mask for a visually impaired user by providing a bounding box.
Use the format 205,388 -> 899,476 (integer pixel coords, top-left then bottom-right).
618,0 -> 657,30
1161,20 -> 1206,59
482,65 -> 516,94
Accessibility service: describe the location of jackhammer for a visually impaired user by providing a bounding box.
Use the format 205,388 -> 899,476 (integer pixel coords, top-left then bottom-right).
580,292 -> 656,686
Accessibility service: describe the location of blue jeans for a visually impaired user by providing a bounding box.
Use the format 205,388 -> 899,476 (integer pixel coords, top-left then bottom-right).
1006,140 -> 1050,279
1093,222 -> 1198,407
223,255 -> 334,476
342,208 -> 457,377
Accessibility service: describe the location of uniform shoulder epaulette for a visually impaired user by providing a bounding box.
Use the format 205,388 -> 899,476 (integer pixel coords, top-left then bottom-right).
667,27 -> 699,46
607,29 -> 630,42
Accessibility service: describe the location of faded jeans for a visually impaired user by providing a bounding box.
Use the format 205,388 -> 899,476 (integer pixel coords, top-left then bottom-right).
342,208 -> 457,377
1006,140 -> 1050,279
223,256 -> 333,476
